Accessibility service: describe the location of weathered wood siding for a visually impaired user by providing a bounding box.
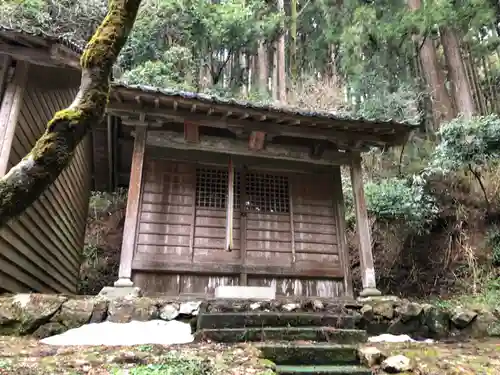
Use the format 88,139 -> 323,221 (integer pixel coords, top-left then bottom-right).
132,152 -> 345,297
0,63 -> 91,294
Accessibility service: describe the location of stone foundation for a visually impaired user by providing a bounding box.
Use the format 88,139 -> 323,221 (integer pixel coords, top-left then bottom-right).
0,294 -> 499,340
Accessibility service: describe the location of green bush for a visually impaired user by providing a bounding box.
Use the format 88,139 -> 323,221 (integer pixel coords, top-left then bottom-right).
344,175 -> 438,233
428,114 -> 500,174
486,229 -> 500,267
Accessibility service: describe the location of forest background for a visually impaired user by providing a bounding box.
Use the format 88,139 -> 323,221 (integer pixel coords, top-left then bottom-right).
1,0 -> 500,306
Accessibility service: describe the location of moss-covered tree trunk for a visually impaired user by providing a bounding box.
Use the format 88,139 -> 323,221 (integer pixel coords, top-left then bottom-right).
0,0 -> 142,227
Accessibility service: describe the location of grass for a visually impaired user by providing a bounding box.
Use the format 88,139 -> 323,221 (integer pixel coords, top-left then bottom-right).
429,273 -> 500,311
109,355 -> 212,375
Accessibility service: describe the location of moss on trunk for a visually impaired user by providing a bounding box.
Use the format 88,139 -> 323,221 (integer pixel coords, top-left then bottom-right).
0,0 -> 143,226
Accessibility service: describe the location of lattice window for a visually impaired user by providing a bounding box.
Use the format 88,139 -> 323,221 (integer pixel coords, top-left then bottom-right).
195,167 -> 240,209
245,172 -> 289,213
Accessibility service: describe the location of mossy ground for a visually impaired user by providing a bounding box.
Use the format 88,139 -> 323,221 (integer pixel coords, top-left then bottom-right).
0,336 -> 275,375
367,339 -> 500,374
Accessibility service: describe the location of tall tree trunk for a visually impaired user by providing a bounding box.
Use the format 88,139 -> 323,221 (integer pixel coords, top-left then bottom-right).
289,0 -> 297,84
407,0 -> 455,129
440,27 -> 476,118
272,42 -> 278,101
0,0 -> 142,226
277,0 -> 286,103
257,41 -> 268,96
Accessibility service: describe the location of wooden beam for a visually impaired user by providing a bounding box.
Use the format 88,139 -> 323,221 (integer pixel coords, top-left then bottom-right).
0,55 -> 12,100
147,146 -> 338,174
0,61 -> 29,176
350,152 -> 381,297
143,130 -> 351,166
132,257 -> 345,279
115,126 -> 147,286
0,43 -> 80,70
332,166 -> 353,298
248,130 -> 266,151
183,121 -> 199,143
106,103 -> 407,147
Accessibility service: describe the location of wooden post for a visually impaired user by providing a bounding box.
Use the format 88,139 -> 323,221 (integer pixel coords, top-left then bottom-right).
349,153 -> 381,297
0,61 -> 29,177
115,126 -> 147,287
106,115 -> 113,191
332,166 -> 354,298
225,158 -> 235,251
0,56 -> 12,100
239,167 -> 248,285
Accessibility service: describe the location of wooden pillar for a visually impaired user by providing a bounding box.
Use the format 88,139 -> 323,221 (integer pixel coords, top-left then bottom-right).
332,166 -> 353,298
350,153 -> 381,297
0,60 -> 29,177
0,55 -> 12,100
115,126 -> 147,287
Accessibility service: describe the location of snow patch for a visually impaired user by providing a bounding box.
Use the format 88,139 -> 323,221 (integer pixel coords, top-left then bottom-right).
368,334 -> 434,343
40,320 -> 194,346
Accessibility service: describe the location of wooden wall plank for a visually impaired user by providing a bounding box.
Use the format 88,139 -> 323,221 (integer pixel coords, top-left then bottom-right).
132,156 -> 346,298
0,63 -> 91,293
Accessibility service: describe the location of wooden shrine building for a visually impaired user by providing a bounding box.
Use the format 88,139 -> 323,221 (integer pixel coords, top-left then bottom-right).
0,26 -> 415,298
106,85 -> 415,298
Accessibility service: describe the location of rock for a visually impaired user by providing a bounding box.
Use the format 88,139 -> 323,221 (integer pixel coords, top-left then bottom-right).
357,346 -> 386,367
107,298 -> 158,323
422,304 -> 449,337
381,355 -> 413,373
360,304 -> 374,320
179,301 -> 201,316
159,303 -> 179,321
396,302 -> 423,322
312,300 -> 324,310
372,301 -> 395,320
90,299 -> 108,323
466,311 -> 500,338
99,286 -> 142,298
32,322 -> 67,339
388,316 -> 422,336
451,308 -> 477,329
282,303 -> 299,312
250,302 -> 261,310
0,294 -> 67,335
54,298 -> 96,329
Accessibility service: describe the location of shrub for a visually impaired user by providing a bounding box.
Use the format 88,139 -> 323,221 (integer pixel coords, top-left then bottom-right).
344,174 -> 438,233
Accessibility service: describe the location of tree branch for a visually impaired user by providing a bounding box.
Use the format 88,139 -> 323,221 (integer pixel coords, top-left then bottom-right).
0,0 -> 143,227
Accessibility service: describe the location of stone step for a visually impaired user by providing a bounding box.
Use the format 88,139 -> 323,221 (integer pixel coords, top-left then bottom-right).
275,365 -> 372,375
194,327 -> 367,344
197,312 -> 357,330
256,343 -> 359,366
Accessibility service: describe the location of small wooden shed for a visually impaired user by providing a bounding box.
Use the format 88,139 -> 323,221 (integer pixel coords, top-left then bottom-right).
106,84 -> 415,298
0,26 -> 415,298
0,26 -> 91,293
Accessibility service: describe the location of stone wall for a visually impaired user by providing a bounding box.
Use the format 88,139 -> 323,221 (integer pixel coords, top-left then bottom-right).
0,294 -> 499,340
